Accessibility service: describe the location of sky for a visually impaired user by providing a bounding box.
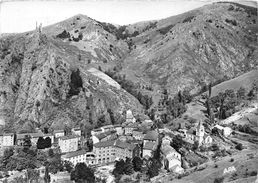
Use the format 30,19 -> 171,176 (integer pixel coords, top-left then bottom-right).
0,0 -> 257,33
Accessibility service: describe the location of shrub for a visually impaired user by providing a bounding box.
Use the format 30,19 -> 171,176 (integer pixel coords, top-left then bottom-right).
214,177 -> 224,183
249,170 -> 257,176
183,16 -> 195,23
235,143 -> 243,150
56,30 -> 70,39
214,164 -> 218,168
230,158 -> 234,162
158,24 -> 175,35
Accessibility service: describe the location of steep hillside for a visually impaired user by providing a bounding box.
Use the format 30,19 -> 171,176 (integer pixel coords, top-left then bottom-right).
0,28 -> 143,132
120,2 -> 258,96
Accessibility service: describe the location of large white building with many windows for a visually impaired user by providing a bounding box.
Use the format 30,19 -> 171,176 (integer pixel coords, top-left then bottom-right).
61,150 -> 96,166
58,135 -> 80,153
93,140 -> 138,165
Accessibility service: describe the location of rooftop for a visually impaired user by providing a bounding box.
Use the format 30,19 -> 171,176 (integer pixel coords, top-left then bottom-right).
143,141 -> 156,150
94,130 -> 116,140
53,129 -> 64,133
62,149 -> 87,159
94,139 -> 135,150
144,130 -> 159,141
59,135 -> 80,140
161,144 -> 178,156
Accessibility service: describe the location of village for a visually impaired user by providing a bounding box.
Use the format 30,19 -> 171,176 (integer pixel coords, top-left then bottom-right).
0,108 -> 238,183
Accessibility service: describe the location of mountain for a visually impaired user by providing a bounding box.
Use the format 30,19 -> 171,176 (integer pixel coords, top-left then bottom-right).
0,16 -> 143,132
120,2 -> 258,97
0,2 -> 257,132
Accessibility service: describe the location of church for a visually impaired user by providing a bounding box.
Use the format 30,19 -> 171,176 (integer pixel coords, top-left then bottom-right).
179,120 -> 213,147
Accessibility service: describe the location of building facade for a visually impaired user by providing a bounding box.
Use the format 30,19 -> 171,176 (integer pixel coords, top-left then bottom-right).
93,140 -> 136,165
61,150 -> 96,166
58,135 -> 79,153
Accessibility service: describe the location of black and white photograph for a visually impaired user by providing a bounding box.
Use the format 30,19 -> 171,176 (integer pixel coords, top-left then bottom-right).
0,0 -> 257,182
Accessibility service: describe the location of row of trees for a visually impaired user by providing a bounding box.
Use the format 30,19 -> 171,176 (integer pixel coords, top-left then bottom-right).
202,83 -> 258,123
112,156 -> 162,182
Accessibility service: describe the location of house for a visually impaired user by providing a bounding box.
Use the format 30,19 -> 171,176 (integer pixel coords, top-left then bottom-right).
214,125 -> 232,137
114,124 -> 124,135
143,130 -> 159,145
179,121 -> 212,147
72,128 -> 82,137
53,130 -> 65,138
125,110 -> 136,124
132,130 -> 145,141
161,136 -> 183,174
58,135 -> 80,153
2,133 -> 15,146
142,141 -> 157,158
29,132 -> 44,145
124,123 -> 138,135
93,140 -> 137,165
92,130 -> 117,144
61,149 -> 96,166
16,132 -> 54,146
91,128 -> 103,137
101,125 -> 115,133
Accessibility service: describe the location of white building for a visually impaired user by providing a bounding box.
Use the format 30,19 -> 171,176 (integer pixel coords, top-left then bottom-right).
72,128 -> 82,137
2,133 -> 15,146
58,135 -> 79,153
61,150 -> 96,166
161,136 -> 183,174
214,125 -> 232,137
125,110 -> 136,124
114,124 -> 124,136
54,130 -> 65,138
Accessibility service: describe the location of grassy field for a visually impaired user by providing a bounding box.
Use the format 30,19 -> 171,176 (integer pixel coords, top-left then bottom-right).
210,70 -> 258,97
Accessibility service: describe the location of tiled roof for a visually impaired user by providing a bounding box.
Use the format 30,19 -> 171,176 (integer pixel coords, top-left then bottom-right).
94,139 -> 135,150
59,135 -> 80,140
93,140 -> 116,148
92,128 -> 102,132
95,130 -> 116,140
143,141 -> 156,150
3,133 -> 14,136
187,128 -> 196,135
53,130 -> 64,133
72,128 -> 81,131
161,145 -> 177,156
115,140 -> 135,150
144,130 -> 159,141
17,132 -> 44,139
62,149 -> 87,158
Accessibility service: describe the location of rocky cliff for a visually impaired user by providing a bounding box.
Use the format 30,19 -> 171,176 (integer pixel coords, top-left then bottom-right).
121,2 -> 258,95
0,26 -> 142,132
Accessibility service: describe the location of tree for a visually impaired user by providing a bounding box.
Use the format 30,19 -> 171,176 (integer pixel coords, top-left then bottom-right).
37,137 -> 45,149
48,149 -> 54,157
132,156 -> 143,172
71,163 -> 95,183
44,165 -> 51,183
147,158 -> 160,178
1,148 -> 14,170
48,154 -> 64,174
44,137 -> 52,148
123,157 -> 134,175
171,135 -> 184,151
113,159 -> 125,177
237,87 -> 246,99
23,135 -> 32,151
27,169 -> 40,183
63,160 -> 74,173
